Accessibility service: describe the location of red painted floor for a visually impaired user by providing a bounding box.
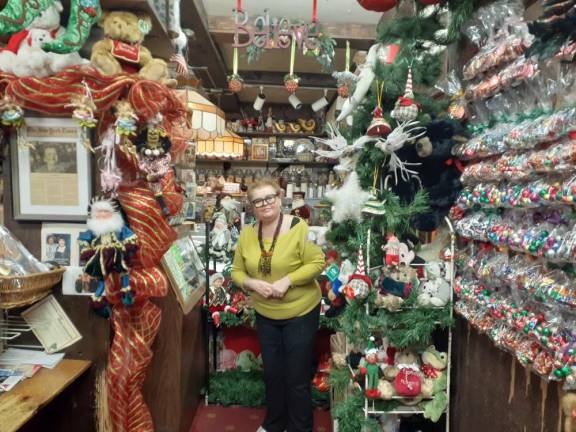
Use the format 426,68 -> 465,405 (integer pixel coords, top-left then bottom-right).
190,405 -> 333,432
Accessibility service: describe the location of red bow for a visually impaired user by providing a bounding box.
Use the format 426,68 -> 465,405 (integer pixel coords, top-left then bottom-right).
445,158 -> 464,172
421,363 -> 439,379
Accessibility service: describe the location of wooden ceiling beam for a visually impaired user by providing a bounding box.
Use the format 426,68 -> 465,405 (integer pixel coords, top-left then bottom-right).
241,71 -> 337,89
180,0 -> 240,112
208,16 -> 375,50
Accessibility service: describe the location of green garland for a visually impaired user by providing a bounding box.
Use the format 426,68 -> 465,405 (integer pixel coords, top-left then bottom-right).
209,369 -> 332,407
332,391 -> 380,432
447,0 -> 478,43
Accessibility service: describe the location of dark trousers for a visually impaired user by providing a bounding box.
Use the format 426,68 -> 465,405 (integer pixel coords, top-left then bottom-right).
255,304 -> 320,432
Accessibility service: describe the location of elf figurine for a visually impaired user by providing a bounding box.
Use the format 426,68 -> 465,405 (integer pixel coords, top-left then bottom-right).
290,191 -> 312,223
359,337 -> 381,399
78,198 -> 139,315
135,114 -> 172,216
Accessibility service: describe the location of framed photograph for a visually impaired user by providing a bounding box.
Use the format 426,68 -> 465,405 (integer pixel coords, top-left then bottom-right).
161,234 -> 206,314
12,117 -> 92,221
251,143 -> 269,161
41,223 -> 86,267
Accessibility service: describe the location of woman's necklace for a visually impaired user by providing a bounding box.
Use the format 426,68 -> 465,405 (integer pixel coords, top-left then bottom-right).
258,213 -> 284,275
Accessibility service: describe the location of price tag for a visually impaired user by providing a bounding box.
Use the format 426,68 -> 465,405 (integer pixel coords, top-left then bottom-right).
325,264 -> 340,282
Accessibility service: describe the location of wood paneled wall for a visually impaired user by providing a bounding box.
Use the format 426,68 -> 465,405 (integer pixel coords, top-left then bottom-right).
3,155 -> 206,431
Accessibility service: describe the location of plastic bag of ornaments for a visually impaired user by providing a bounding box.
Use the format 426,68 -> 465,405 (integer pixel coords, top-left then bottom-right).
0,225 -> 49,276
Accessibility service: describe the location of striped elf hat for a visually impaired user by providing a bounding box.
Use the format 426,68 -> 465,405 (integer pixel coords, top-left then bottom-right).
347,248 -> 372,287
404,67 -> 414,99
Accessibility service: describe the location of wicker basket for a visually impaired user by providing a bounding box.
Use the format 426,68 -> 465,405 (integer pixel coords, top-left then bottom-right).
0,267 -> 66,309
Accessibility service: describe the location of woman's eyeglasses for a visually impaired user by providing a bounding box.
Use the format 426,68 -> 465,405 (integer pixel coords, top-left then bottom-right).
252,194 -> 278,208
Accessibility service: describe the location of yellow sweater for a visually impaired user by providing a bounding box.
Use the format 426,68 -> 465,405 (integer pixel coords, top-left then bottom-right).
231,218 -> 325,320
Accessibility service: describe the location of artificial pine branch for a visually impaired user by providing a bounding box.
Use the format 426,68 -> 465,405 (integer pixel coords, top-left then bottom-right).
332,391 -> 380,432
377,14 -> 443,45
447,0 -> 478,43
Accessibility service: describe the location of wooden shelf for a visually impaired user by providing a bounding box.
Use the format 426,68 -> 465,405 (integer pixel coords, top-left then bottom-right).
0,359 -> 91,432
235,131 -> 327,139
196,159 -> 335,167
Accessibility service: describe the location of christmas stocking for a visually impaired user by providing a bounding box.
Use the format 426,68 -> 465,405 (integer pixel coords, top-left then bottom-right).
42,0 -> 101,54
0,0 -> 53,35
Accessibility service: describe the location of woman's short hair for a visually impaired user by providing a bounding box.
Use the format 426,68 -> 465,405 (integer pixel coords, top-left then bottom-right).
247,179 -> 283,201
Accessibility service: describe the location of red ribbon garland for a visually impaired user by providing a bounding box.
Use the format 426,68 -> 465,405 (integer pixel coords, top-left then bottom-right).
312,0 -> 318,23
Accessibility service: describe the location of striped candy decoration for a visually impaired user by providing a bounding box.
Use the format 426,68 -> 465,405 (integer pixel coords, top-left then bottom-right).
404,67 -> 414,98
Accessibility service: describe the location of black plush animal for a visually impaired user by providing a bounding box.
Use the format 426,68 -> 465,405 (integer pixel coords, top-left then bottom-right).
391,119 -> 468,231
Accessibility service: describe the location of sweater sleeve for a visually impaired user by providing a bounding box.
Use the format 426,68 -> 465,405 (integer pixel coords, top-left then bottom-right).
287,222 -> 325,286
231,231 -> 249,288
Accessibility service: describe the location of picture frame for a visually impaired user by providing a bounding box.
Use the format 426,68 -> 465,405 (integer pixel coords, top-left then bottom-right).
251,143 -> 269,161
41,223 -> 92,296
161,233 -> 206,314
11,117 -> 92,221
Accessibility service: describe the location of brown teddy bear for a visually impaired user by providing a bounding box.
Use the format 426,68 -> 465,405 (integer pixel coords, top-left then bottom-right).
91,11 -> 177,87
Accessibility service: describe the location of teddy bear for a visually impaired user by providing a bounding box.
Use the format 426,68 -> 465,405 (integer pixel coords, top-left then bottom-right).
0,0 -> 87,77
391,119 -> 469,232
90,11 -> 177,87
417,261 -> 451,307
379,350 -> 428,403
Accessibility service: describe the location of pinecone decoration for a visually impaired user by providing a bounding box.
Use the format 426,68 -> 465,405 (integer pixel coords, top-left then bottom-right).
337,84 -> 349,98
391,67 -> 419,123
228,74 -> 244,93
284,74 -> 300,94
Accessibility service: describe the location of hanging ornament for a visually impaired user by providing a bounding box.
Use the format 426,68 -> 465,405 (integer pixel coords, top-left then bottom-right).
228,47 -> 244,93
342,247 -> 372,303
333,41 -> 357,99
66,81 -> 97,152
284,37 -> 300,93
113,100 -> 138,143
99,127 -> 122,195
391,67 -> 420,123
357,0 -> 398,12
0,95 -> 24,128
367,81 -> 391,137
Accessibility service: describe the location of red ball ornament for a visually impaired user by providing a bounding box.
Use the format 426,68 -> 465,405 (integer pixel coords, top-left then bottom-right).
357,0 -> 398,12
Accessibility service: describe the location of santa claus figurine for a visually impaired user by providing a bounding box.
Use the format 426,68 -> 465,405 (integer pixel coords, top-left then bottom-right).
78,198 -> 139,315
135,114 -> 172,216
290,191 -> 312,223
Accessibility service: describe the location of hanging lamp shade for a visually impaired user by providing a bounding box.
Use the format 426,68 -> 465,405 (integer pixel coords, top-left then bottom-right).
197,129 -> 245,160
175,89 -> 227,140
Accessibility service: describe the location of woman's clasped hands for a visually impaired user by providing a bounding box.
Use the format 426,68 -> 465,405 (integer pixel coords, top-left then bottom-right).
245,276 -> 291,299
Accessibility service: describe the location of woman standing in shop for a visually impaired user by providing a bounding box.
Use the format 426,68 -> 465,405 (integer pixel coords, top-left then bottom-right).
231,179 -> 325,432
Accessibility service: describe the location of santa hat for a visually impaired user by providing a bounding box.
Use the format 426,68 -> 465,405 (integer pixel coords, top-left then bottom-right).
346,248 -> 372,287
365,336 -> 378,355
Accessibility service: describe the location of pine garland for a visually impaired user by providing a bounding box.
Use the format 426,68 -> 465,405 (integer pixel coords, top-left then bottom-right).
332,391 -> 380,432
447,0 -> 478,43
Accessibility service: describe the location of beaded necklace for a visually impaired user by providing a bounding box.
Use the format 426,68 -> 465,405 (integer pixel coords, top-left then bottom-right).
257,213 -> 284,275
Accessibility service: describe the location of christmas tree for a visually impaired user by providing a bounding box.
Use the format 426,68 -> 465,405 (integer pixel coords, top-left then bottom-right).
324,3 -> 474,430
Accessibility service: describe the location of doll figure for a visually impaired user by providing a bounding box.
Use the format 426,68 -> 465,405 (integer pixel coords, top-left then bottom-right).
209,212 -> 232,261
359,337 -> 381,399
208,273 -> 237,327
136,115 -> 172,216
290,191 -> 312,223
216,193 -> 241,243
78,198 -> 139,313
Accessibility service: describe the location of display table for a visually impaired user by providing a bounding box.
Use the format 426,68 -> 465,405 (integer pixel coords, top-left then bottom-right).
0,359 -> 92,432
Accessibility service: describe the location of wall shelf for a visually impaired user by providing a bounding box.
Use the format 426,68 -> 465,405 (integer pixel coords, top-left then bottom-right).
196,159 -> 336,168
235,131 -> 327,139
